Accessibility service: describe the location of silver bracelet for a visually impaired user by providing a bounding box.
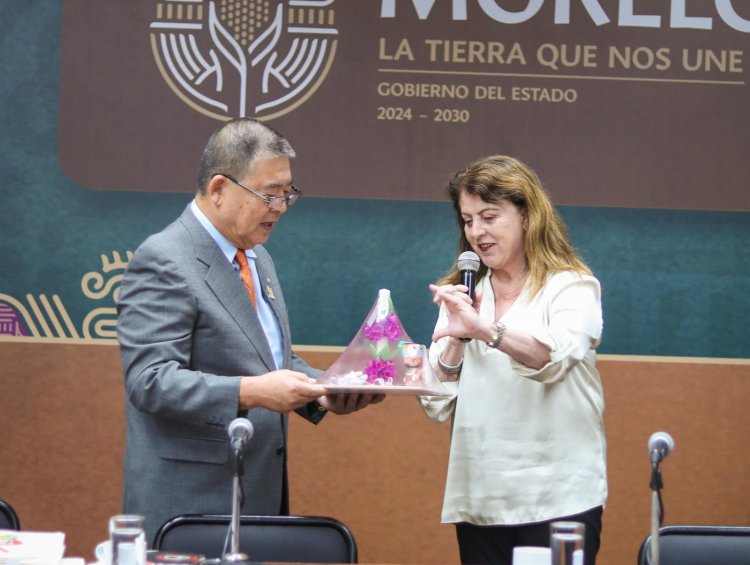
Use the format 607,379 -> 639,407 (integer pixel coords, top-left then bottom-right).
437,353 -> 463,374
486,320 -> 506,349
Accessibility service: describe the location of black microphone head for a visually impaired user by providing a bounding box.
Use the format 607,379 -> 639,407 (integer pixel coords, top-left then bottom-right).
457,251 -> 479,302
457,251 -> 480,273
228,418 -> 254,442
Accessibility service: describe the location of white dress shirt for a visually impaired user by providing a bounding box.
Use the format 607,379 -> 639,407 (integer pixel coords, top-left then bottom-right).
421,271 -> 608,525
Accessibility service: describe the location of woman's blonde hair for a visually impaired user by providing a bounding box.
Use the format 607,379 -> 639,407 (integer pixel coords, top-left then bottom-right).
438,155 -> 591,298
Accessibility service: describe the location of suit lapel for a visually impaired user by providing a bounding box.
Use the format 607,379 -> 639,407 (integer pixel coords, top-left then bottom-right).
179,208 -> 277,372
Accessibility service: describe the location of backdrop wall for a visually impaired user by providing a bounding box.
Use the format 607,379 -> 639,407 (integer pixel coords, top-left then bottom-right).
1,2 -> 749,564
2,1 -> 749,358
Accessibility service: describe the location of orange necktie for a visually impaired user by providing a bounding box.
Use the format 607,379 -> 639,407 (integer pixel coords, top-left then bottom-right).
235,249 -> 257,307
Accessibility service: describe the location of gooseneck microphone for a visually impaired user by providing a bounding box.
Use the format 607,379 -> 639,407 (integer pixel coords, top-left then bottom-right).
228,417 -> 254,453
457,251 -> 480,301
648,431 -> 675,466
226,418 -> 254,564
647,431 -> 674,564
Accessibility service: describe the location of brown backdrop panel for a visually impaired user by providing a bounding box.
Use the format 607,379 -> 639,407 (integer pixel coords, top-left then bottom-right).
598,357 -> 750,563
0,342 -> 125,561
1,342 -> 748,564
57,2 -> 750,210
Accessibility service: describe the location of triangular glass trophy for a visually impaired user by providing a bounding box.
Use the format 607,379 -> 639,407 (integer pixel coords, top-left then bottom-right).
318,289 -> 449,396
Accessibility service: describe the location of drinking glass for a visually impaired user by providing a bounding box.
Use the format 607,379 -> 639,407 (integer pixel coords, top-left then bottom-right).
109,515 -> 146,565
550,521 -> 585,565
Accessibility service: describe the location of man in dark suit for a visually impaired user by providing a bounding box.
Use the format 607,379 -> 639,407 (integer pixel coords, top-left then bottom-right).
117,118 -> 382,544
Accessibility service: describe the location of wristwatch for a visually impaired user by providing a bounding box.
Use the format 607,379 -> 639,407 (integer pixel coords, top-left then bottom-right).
486,320 -> 506,349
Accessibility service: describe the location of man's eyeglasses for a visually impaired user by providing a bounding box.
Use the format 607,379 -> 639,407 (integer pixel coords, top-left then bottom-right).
217,174 -> 302,210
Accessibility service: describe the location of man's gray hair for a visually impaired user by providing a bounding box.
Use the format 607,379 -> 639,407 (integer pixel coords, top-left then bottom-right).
197,118 -> 296,193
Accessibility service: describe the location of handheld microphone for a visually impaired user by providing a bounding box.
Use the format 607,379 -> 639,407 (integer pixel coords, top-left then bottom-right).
457,251 -> 480,301
228,418 -> 254,453
648,431 -> 674,466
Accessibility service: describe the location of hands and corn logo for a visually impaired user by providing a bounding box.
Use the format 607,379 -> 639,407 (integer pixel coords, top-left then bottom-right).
149,0 -> 338,121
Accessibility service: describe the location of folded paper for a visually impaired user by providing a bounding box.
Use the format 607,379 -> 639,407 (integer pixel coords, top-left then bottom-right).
0,530 -> 66,565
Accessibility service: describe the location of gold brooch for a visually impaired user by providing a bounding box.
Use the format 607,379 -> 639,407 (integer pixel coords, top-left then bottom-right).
266,280 -> 276,300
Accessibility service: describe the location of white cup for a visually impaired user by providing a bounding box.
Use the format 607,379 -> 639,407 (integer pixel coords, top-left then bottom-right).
116,543 -> 138,565
95,540 -> 112,565
512,545 -> 551,564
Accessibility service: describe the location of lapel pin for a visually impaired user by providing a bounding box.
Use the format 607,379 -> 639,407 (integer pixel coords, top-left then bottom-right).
266,279 -> 276,300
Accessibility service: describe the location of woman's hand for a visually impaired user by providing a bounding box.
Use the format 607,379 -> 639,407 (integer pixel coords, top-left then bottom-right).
431,283 -> 552,370
430,283 -> 488,342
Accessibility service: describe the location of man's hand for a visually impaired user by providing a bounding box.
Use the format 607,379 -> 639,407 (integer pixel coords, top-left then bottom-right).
317,393 -> 386,415
239,370 -> 328,412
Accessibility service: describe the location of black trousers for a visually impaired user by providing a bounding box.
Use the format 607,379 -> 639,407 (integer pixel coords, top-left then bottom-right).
455,506 -> 603,565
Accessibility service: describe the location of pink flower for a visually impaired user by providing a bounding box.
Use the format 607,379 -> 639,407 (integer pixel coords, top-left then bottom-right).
384,314 -> 402,341
363,359 -> 396,383
364,323 -> 384,341
364,315 -> 402,342
380,360 -> 396,379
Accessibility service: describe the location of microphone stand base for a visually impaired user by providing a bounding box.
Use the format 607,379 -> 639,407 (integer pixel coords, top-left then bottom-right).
222,552 -> 251,565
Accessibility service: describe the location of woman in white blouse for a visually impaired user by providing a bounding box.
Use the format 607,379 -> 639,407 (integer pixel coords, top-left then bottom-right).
421,155 -> 607,565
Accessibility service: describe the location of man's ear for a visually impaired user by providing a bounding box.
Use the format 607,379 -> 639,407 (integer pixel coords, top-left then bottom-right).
206,174 -> 226,205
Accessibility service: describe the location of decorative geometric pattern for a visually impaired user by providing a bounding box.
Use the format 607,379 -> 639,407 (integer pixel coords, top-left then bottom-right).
0,302 -> 27,337
0,251 -> 132,343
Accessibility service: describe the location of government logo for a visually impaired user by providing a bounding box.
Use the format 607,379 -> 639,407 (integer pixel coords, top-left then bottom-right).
149,0 -> 338,121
